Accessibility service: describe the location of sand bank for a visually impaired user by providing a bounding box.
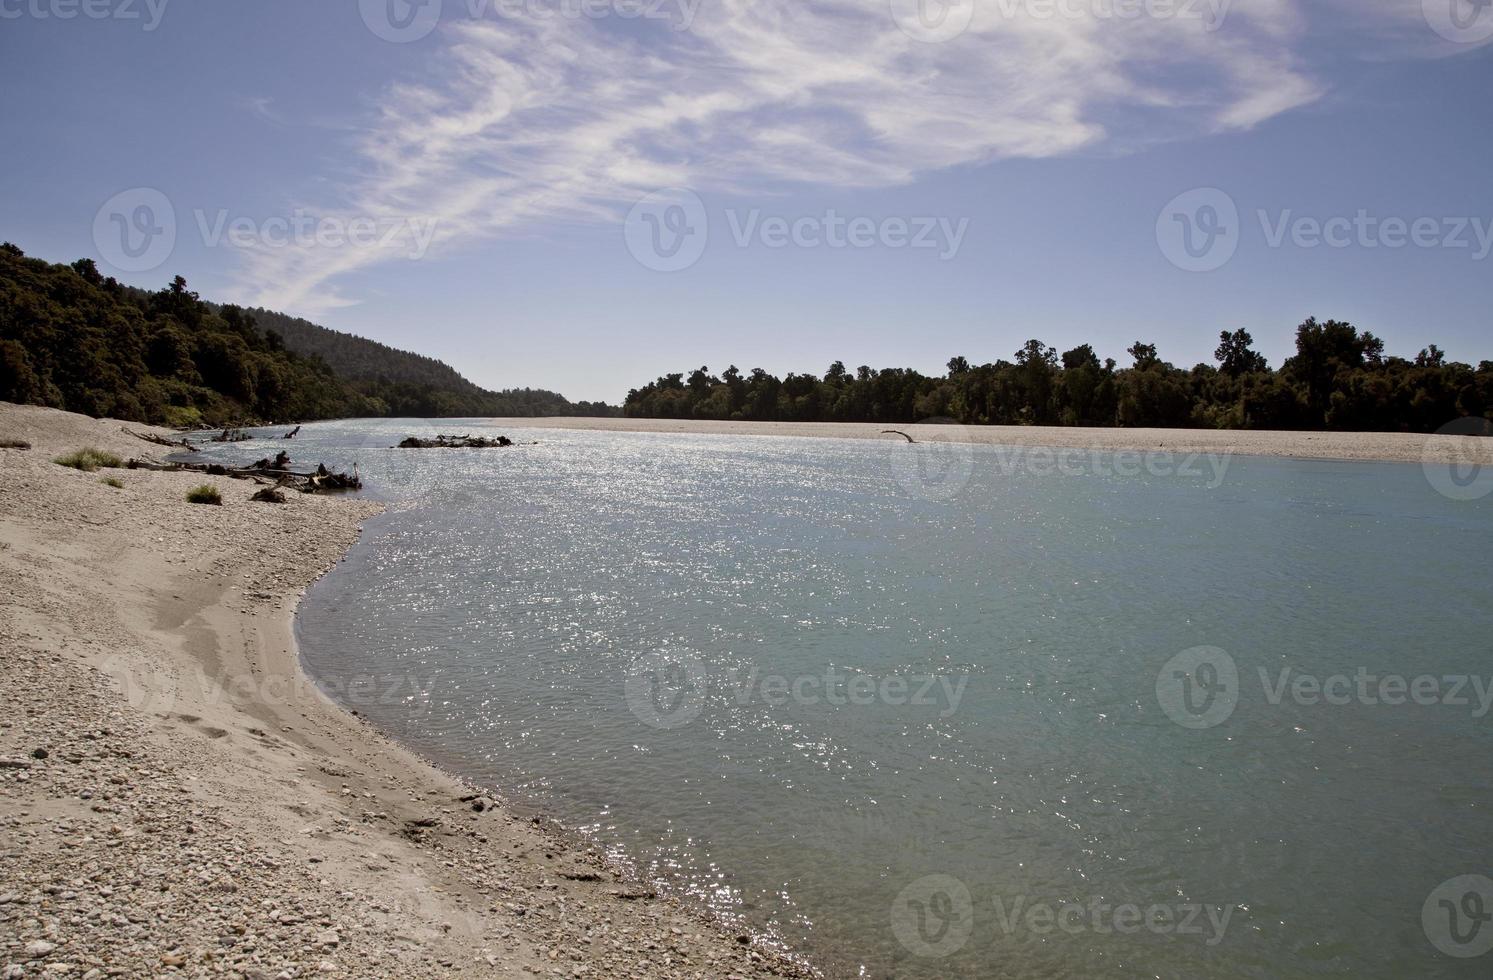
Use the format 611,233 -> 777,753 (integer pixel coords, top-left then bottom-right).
493,416 -> 1493,466
0,403 -> 812,978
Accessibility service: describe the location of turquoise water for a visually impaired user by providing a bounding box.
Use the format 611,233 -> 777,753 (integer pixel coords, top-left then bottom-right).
202,421 -> 1491,977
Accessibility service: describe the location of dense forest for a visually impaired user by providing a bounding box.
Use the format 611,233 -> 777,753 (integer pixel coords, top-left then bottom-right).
624,326 -> 1493,432
0,244 -> 613,427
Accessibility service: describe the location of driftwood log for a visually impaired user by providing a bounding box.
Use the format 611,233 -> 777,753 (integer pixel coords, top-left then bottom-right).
211,428 -> 252,443
397,434 -> 514,449
283,425 -> 301,440
126,457 -> 361,493
122,426 -> 197,452
882,430 -> 916,443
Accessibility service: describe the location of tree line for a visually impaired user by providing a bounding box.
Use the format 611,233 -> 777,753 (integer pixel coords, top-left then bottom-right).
0,244 -> 614,427
623,324 -> 1492,432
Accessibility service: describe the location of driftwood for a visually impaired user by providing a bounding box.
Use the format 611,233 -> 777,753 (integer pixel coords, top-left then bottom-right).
122,426 -> 196,452
251,487 -> 287,504
211,428 -> 252,443
283,425 -> 302,440
251,450 -> 293,471
126,457 -> 361,492
397,434 -> 513,449
882,430 -> 916,443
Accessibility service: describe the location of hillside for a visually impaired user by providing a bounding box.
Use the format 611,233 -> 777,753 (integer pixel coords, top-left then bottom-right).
0,242 -> 612,427
241,307 -> 614,418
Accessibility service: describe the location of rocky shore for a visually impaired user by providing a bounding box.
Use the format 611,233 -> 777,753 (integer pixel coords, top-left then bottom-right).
0,404 -> 815,979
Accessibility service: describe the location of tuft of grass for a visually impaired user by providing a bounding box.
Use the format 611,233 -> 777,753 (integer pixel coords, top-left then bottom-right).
100,476 -> 125,489
53,447 -> 124,472
186,484 -> 222,506
0,438 -> 29,450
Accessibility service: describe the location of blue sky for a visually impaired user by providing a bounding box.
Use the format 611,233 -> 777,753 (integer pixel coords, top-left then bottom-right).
1,0 -> 1490,404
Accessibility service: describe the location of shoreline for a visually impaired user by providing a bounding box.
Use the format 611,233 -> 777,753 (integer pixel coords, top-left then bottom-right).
488,416 -> 1493,467
0,403 -> 816,978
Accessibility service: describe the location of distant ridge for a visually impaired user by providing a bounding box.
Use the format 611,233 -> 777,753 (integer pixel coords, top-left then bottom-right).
239,306 -> 616,419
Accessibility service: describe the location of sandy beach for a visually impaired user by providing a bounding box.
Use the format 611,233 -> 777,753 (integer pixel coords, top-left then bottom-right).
493,417 -> 1493,466
0,404 -> 813,979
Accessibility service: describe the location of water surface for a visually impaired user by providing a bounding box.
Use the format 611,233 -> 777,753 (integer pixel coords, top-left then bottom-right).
201,420 -> 1492,978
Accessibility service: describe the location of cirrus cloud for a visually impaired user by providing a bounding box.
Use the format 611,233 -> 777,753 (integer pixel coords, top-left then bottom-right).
236,0 -> 1337,314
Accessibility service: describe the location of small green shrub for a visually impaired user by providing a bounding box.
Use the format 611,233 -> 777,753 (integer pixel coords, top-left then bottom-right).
161,405 -> 204,429
186,484 -> 222,505
100,476 -> 124,489
53,448 -> 124,472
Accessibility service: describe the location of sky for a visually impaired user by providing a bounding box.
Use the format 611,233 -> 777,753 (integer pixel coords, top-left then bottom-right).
1,0 -> 1490,404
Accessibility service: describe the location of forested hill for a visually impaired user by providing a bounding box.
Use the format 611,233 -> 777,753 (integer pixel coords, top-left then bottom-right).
240,306 -> 614,418
0,243 -> 613,427
625,328 -> 1493,432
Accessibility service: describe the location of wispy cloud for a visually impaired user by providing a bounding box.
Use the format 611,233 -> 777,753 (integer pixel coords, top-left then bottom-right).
231,0 -> 1375,314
